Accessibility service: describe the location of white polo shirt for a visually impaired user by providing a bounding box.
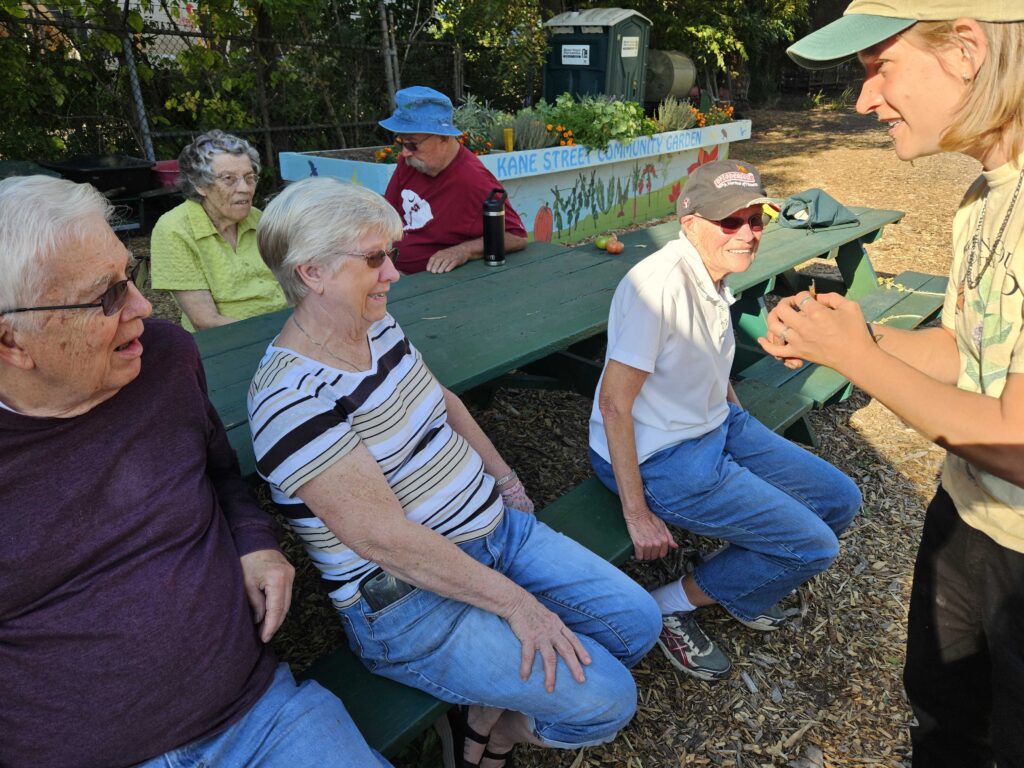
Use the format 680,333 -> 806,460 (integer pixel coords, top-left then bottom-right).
589,232 -> 736,464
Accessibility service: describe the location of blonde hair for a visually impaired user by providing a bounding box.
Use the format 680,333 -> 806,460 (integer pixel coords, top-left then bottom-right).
910,20 -> 1024,162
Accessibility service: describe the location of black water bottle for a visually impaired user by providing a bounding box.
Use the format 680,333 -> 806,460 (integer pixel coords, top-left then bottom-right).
482,188 -> 507,267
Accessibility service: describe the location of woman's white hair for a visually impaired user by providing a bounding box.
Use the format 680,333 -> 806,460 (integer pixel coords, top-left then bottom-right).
0,176 -> 112,329
177,129 -> 262,202
257,177 -> 403,305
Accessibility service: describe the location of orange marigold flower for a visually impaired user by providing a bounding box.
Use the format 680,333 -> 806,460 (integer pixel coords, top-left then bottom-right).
567,139 -> 574,146
485,141 -> 492,148
556,125 -> 564,132
566,130 -> 573,137
559,140 -> 566,146
546,123 -> 553,130
384,147 -> 392,154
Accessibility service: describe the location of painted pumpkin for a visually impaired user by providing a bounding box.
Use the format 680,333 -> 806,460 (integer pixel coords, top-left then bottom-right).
533,203 -> 554,242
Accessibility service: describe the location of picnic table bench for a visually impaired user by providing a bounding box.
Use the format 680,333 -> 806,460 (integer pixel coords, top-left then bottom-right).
194,205 -> 946,757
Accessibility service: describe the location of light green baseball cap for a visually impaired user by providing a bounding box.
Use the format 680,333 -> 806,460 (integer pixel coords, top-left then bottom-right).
787,0 -> 1022,70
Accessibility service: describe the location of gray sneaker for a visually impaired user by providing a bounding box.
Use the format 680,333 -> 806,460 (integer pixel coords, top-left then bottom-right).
733,602 -> 788,632
656,612 -> 732,681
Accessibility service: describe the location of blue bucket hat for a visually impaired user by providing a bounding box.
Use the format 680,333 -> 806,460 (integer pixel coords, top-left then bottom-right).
378,86 -> 462,137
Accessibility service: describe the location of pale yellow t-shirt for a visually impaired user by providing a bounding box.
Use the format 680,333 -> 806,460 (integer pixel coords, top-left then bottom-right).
940,155 -> 1024,552
150,200 -> 287,332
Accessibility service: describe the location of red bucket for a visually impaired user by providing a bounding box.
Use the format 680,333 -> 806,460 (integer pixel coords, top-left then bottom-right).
152,159 -> 180,189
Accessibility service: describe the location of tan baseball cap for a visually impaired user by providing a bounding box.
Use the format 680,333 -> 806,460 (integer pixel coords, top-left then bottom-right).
787,0 -> 1022,69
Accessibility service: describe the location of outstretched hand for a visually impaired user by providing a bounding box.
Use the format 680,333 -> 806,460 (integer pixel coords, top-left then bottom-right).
505,593 -> 591,692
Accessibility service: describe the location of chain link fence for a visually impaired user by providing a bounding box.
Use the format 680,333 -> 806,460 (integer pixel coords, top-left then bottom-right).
1,8 -> 462,174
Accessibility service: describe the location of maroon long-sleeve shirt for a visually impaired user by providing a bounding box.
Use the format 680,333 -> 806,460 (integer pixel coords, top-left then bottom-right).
0,319 -> 279,768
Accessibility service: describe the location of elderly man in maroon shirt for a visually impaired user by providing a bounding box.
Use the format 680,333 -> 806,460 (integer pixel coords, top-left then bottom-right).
381,86 -> 529,274
0,175 -> 389,768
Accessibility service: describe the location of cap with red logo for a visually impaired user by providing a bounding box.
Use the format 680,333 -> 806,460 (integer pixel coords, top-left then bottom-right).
677,159 -> 773,221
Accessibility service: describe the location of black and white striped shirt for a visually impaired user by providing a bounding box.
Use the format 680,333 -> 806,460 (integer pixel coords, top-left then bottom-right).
247,314 -> 503,608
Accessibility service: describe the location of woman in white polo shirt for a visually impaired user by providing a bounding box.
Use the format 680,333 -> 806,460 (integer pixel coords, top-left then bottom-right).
589,159 -> 861,682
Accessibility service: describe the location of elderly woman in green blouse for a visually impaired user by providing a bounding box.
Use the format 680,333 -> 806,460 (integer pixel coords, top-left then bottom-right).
150,130 -> 287,331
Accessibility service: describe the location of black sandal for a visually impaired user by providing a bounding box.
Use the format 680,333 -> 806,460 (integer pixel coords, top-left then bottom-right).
437,705 -> 489,768
481,745 -> 516,768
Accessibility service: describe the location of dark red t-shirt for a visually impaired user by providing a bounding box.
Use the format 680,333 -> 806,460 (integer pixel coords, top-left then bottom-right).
384,145 -> 526,274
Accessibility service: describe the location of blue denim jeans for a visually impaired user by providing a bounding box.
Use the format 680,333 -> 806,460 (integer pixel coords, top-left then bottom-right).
338,507 -> 661,749
591,403 -> 860,621
136,663 -> 391,767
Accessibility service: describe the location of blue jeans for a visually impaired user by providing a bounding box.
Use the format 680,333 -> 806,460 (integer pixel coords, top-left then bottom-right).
338,508 -> 661,749
136,663 -> 391,767
591,403 -> 860,621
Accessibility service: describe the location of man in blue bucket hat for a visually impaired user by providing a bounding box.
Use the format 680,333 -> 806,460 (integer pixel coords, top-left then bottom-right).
379,86 -> 527,274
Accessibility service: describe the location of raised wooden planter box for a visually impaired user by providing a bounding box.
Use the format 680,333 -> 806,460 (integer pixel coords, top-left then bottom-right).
279,120 -> 751,245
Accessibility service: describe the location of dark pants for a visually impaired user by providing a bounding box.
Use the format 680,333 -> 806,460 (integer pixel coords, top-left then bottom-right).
905,486 -> 1024,768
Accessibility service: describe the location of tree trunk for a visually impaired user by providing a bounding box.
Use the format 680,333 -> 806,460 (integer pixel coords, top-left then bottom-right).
378,0 -> 396,111
252,4 -> 275,172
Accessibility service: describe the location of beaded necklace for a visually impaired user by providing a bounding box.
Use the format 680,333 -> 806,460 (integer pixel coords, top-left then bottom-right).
964,167 -> 1024,290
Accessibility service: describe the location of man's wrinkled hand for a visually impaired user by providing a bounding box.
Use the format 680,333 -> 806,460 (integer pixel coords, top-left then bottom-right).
240,549 -> 294,642
426,247 -> 470,273
505,594 -> 591,692
624,508 -> 678,561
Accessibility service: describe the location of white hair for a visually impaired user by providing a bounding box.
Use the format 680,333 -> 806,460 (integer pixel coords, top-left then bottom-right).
177,129 -> 262,201
0,176 -> 112,330
257,178 -> 403,305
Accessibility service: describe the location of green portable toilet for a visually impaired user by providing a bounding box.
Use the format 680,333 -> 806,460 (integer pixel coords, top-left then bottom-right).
542,8 -> 651,103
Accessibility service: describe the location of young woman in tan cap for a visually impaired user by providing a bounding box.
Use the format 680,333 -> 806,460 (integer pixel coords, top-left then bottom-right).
774,3 -> 1024,766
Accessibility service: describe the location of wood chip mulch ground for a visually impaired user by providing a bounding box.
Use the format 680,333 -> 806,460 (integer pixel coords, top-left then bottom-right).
139,107 -> 981,768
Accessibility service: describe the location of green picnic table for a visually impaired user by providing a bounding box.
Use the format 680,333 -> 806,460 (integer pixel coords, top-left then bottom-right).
193,205 -> 947,757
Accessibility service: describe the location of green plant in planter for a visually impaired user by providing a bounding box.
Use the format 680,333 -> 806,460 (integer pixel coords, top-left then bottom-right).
491,107 -> 560,151
535,94 -> 656,151
655,96 -> 701,132
453,94 -> 502,143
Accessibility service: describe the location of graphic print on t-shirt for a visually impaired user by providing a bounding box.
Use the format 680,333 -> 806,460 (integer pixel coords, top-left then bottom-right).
401,189 -> 433,231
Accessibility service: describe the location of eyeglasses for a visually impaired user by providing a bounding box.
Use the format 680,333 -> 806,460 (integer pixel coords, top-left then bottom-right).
342,247 -> 397,268
1,259 -> 143,317
213,172 -> 258,188
395,136 -> 430,153
701,212 -> 768,233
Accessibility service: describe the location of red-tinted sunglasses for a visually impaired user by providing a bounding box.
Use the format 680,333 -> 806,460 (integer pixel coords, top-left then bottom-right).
701,212 -> 768,233
342,247 -> 398,268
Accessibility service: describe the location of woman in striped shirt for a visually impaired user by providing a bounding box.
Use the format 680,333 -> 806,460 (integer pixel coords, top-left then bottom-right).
247,178 -> 660,768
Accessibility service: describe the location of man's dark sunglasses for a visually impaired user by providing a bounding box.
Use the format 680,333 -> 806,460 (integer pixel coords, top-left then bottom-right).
395,136 -> 428,152
703,212 -> 768,233
1,260 -> 143,317
343,247 -> 397,268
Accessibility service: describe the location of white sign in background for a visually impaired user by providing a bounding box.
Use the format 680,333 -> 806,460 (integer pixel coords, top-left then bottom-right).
561,44 -> 590,66
621,36 -> 639,58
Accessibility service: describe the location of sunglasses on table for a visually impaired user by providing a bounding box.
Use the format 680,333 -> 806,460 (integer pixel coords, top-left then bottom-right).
700,212 -> 769,233
0,259 -> 143,317
342,247 -> 397,268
